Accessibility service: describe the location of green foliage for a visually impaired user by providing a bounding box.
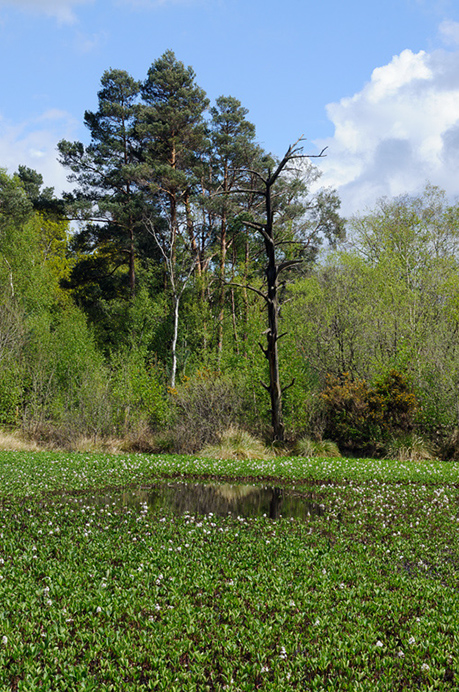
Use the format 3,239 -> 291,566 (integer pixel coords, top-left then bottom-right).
21,307 -> 111,440
58,68 -> 144,301
0,368 -> 22,426
6,59 -> 459,455
0,168 -> 32,224
110,349 -> 168,432
0,452 -> 457,689
321,373 -> 377,450
322,370 -> 417,452
372,369 -> 417,436
167,369 -> 245,453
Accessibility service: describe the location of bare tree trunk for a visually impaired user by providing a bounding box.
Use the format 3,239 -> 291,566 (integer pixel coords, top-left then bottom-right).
261,179 -> 285,442
145,217 -> 197,389
171,293 -> 180,389
217,216 -> 227,358
227,139 -> 326,442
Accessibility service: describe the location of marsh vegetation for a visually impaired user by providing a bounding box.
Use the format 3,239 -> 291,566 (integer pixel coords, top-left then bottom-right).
0,451 -> 457,690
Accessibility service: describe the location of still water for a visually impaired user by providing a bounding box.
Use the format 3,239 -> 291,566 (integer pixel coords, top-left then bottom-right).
68,481 -> 326,521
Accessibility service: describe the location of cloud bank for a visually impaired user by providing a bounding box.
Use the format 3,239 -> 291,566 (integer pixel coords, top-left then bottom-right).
317,29 -> 459,215
0,0 -> 93,24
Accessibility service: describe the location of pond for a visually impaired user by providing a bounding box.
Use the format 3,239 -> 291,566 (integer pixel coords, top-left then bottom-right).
58,481 -> 326,521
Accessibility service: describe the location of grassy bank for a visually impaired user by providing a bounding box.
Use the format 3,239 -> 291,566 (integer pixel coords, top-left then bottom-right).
0,452 -> 458,690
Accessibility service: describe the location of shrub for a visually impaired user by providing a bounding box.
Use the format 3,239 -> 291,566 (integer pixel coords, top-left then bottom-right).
21,308 -> 113,440
167,370 -> 245,453
110,350 -> 168,433
321,369 -> 417,452
321,373 -> 377,450
372,369 -> 417,436
0,368 -> 22,426
440,428 -> 459,460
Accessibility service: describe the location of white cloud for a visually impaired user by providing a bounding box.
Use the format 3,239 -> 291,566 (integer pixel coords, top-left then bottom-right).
439,19 -> 459,46
0,110 -> 78,194
316,44 -> 459,215
0,0 -> 93,24
116,0 -> 210,7
73,29 -> 108,53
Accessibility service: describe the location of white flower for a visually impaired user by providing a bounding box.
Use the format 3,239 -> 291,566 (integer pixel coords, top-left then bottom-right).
260,666 -> 269,673
421,663 -> 430,672
398,651 -> 405,658
376,640 -> 383,648
408,636 -> 415,645
96,606 -> 102,613
1,636 -> 7,645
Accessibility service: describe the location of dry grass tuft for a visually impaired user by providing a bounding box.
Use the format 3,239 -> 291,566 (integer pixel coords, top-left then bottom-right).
0,430 -> 42,452
200,426 -> 272,461
384,434 -> 435,462
294,437 -> 342,458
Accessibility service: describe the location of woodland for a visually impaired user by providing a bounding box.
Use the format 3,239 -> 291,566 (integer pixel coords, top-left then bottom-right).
1,50 -> 459,459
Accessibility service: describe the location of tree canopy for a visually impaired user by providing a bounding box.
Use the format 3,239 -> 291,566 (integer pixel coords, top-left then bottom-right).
3,52 -> 459,457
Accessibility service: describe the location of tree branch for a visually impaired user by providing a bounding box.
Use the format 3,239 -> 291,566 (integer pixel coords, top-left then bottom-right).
229,282 -> 269,303
277,259 -> 304,275
281,378 -> 295,393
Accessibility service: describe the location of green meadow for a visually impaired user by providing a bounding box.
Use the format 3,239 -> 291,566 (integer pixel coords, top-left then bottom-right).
0,451 -> 458,690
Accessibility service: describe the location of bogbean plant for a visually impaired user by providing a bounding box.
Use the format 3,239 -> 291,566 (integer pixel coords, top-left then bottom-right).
0,451 -> 458,690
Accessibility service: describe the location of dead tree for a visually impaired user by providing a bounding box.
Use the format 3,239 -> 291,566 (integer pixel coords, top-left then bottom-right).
231,138 -> 327,442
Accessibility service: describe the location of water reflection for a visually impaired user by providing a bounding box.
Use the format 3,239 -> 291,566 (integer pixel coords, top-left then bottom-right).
71,482 -> 326,521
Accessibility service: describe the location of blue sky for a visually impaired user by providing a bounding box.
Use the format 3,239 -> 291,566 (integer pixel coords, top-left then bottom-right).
1,0 -> 459,214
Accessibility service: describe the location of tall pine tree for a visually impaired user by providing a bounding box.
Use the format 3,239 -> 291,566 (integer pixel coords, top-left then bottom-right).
58,68 -> 144,299
138,51 -> 210,385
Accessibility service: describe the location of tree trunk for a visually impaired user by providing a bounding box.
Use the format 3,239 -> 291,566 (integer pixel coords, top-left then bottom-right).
128,223 -> 136,298
171,292 -> 180,389
217,216 -> 227,357
184,188 -> 201,276
263,183 -> 285,442
230,244 -> 239,354
242,236 -> 249,349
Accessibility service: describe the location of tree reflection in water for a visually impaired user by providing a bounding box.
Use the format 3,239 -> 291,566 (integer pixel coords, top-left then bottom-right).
69,482 -> 326,520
